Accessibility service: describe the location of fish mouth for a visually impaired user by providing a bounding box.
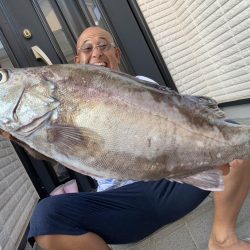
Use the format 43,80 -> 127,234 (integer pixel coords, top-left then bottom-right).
15,108 -> 57,136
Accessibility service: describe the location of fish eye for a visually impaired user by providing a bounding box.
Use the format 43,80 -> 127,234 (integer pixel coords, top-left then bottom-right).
0,69 -> 8,83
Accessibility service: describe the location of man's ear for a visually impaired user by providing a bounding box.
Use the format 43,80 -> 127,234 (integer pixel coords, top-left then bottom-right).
115,47 -> 121,63
74,55 -> 80,64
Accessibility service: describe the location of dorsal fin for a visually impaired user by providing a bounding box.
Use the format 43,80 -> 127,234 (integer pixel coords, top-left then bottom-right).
186,95 -> 225,119
114,70 -> 225,119
114,70 -> 177,95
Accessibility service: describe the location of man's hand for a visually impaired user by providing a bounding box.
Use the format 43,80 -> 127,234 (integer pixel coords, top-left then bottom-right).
218,159 -> 244,176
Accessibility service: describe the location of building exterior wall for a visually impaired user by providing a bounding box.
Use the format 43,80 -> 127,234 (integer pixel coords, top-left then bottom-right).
136,0 -> 250,104
0,136 -> 39,250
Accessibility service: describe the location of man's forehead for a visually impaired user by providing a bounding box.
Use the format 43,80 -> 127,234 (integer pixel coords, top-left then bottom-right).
79,29 -> 113,45
83,36 -> 108,43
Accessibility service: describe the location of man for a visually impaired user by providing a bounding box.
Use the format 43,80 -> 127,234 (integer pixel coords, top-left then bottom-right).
29,26 -> 250,250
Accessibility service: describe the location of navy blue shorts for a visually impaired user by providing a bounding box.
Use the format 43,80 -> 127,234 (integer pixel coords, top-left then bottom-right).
28,179 -> 209,244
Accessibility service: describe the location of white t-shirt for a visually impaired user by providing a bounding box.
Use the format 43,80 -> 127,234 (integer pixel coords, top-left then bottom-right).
96,75 -> 157,192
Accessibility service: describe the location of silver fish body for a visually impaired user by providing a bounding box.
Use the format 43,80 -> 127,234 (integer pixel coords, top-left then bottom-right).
0,64 -> 249,190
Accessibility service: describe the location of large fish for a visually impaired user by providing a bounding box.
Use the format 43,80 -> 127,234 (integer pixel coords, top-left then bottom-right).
0,64 -> 249,191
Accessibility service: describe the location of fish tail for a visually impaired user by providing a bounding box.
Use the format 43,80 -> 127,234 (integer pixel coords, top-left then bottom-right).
171,169 -> 224,191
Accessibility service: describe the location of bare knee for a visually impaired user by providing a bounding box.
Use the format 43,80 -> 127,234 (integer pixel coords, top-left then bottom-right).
35,235 -> 55,250
35,233 -> 112,250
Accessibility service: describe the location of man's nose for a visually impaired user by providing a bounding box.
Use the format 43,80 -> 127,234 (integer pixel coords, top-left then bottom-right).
91,47 -> 104,57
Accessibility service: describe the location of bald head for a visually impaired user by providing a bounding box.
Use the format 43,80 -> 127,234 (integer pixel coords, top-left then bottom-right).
76,27 -> 115,50
75,26 -> 121,70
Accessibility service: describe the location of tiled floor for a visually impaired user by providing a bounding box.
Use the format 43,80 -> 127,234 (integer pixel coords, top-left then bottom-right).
111,193 -> 250,250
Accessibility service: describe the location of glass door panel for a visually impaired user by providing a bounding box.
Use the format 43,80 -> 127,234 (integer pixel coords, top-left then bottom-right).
82,0 -> 134,73
36,0 -> 75,63
0,40 -> 13,68
84,0 -> 106,27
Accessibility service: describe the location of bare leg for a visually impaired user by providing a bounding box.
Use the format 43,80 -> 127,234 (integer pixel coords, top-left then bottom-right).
209,160 -> 250,250
36,232 -> 112,250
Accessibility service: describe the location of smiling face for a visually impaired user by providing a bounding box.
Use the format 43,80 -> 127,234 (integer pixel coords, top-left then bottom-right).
74,27 -> 121,70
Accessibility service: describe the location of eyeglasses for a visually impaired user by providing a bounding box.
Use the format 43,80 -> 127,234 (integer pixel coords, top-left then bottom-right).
77,43 -> 115,54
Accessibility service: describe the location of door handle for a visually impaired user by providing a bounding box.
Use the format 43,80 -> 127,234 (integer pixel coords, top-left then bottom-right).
31,45 -> 53,65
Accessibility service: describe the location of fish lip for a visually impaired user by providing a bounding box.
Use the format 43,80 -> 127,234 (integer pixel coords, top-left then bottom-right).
15,108 -> 57,136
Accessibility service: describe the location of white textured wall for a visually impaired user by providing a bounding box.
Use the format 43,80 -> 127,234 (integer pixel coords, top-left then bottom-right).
137,0 -> 250,103
0,136 -> 39,250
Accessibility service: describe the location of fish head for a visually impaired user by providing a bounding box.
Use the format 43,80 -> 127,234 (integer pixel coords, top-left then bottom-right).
0,67 -> 60,136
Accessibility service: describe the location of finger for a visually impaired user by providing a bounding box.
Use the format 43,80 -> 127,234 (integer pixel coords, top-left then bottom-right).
229,159 -> 244,168
218,164 -> 230,175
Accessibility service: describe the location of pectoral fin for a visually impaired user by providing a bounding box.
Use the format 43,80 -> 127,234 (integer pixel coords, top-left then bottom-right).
47,125 -> 103,157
